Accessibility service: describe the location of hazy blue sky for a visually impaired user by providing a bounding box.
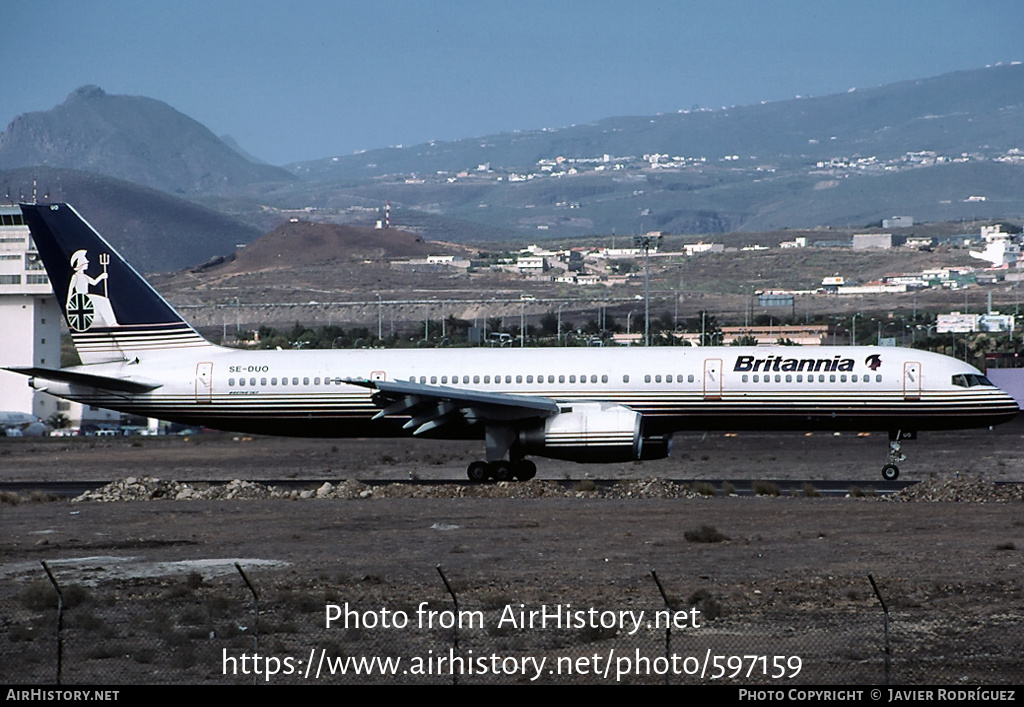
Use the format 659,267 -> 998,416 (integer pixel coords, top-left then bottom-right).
4,1 -> 1023,165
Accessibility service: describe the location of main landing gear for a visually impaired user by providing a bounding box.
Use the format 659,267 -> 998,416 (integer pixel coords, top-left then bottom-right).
881,430 -> 915,481
466,459 -> 537,482
465,424 -> 538,482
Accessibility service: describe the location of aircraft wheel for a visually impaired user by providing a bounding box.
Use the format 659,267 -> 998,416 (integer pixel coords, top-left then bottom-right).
511,459 -> 537,481
881,464 -> 900,481
491,460 -> 513,482
467,461 -> 489,482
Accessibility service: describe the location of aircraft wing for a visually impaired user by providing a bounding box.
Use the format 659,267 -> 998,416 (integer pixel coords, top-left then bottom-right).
345,378 -> 561,435
5,366 -> 163,395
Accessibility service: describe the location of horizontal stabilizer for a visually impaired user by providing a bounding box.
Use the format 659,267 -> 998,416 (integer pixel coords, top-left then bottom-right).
5,366 -> 162,394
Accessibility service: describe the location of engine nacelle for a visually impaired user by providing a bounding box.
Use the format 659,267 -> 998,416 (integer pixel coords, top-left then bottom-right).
518,401 -> 671,463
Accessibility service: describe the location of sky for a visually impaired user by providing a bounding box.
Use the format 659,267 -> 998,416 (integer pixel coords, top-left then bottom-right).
3,0 -> 1023,166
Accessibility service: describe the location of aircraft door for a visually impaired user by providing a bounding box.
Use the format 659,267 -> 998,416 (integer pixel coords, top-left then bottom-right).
703,358 -> 722,400
903,361 -> 921,400
195,362 -> 213,403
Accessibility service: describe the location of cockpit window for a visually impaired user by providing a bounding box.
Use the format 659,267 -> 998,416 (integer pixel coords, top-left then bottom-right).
952,374 -> 995,388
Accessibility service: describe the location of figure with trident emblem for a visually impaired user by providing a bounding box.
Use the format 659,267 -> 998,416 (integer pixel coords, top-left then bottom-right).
66,249 -> 118,331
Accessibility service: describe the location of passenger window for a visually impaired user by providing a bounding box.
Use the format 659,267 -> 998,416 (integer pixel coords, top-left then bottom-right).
688,374 -> 695,383
666,375 -> 673,383
559,375 -> 565,383
315,377 -> 321,385
293,378 -> 299,385
591,375 -> 597,383
441,376 -> 447,384
655,375 -> 662,383
571,375 -> 577,383
753,375 -> 759,382
796,375 -> 802,382
742,375 -> 748,382
601,375 -> 608,383
840,375 -> 847,383
829,374 -> 836,383
261,378 -> 267,386
462,376 -> 469,384
622,375 -> 628,383
250,378 -> 256,386
644,375 -> 651,383
229,378 -> 235,386
303,377 -> 309,385
775,374 -> 781,382
473,375 -> 480,384
484,375 -> 490,384
875,375 -> 882,383
505,375 -> 512,384
516,375 -> 522,383
526,375 -> 533,383
271,378 -> 278,385
548,375 -> 555,383
431,376 -> 437,384
785,374 -> 792,382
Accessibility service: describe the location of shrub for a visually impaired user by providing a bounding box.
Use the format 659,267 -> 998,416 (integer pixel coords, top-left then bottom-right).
684,525 -> 730,543
692,482 -> 717,497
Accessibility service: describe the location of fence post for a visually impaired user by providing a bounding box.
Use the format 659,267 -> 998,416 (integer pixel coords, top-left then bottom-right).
436,564 -> 459,686
650,570 -> 672,686
235,563 -> 260,685
40,561 -> 64,685
868,573 -> 890,685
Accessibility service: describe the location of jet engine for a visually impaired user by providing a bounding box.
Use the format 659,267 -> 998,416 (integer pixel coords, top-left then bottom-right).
517,401 -> 672,462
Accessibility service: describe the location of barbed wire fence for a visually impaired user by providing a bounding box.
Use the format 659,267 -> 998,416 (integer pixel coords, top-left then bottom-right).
5,561 -> 1022,685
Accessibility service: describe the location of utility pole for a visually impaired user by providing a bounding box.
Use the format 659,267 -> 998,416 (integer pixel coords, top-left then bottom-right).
634,234 -> 661,346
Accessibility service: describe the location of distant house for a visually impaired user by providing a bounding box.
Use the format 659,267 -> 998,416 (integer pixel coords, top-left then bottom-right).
516,256 -> 549,273
852,233 -> 894,249
683,242 -> 724,256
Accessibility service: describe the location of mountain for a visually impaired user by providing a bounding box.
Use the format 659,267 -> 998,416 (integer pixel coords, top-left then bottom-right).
0,86 -> 294,195
294,64 -> 1024,180
3,66 -> 1023,249
0,167 -> 263,272
277,64 -> 1024,238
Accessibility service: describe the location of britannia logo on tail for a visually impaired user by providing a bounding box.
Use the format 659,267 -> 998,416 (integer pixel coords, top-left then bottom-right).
66,249 -> 119,331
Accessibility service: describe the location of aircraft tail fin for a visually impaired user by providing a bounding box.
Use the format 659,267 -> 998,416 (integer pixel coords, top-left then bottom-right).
20,203 -> 213,365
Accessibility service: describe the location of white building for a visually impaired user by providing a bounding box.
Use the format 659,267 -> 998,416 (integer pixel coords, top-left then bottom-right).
0,205 -> 61,420
970,225 -> 1020,267
852,233 -> 894,249
516,255 -> 549,273
683,242 -> 724,256
937,312 -> 980,333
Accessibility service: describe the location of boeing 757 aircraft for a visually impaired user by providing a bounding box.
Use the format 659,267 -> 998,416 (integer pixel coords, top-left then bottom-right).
8,203 -> 1019,481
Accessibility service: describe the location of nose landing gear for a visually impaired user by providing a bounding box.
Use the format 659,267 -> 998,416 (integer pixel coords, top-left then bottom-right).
881,430 -> 915,480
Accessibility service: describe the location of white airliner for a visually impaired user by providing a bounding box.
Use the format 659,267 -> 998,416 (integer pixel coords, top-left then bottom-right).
7,203 -> 1019,481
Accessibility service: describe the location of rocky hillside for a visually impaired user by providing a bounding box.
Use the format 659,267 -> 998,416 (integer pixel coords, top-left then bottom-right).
0,86 -> 294,195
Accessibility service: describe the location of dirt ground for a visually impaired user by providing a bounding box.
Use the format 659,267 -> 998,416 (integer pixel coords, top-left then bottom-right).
3,418 -> 1024,484
2,425 -> 1023,685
